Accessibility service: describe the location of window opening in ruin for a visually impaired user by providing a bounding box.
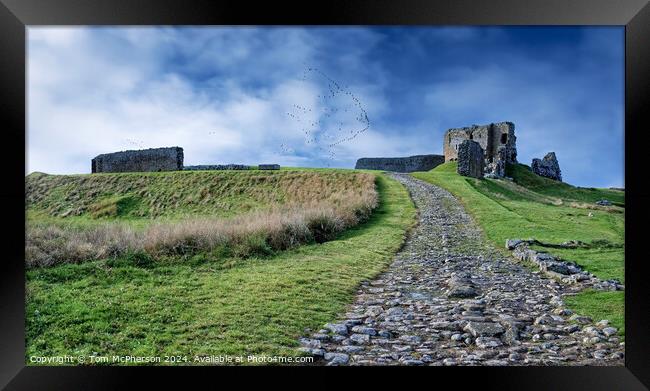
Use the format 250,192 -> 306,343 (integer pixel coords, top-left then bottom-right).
501,133 -> 508,144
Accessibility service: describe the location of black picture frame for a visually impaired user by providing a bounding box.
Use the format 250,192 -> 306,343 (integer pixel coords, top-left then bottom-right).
1,0 -> 648,389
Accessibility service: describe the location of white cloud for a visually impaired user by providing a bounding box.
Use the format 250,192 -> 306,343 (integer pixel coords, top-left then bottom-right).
27,26 -> 623,188
27,27 -> 398,173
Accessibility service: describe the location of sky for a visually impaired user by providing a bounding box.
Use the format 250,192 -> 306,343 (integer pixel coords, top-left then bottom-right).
27,26 -> 624,188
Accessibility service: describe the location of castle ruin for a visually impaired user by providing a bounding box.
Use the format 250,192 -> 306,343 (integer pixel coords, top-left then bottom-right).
353,121 -> 519,178
92,121 -> 523,178
443,121 -> 517,177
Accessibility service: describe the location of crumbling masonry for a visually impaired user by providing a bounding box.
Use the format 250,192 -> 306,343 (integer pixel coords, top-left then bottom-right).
531,152 -> 562,181
92,147 -> 184,173
92,147 -> 282,173
456,140 -> 485,179
355,155 -> 445,173
443,122 -> 517,178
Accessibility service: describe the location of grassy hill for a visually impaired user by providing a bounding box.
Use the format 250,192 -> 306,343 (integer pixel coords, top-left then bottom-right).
26,169 -> 375,222
25,170 -> 416,364
504,164 -> 624,206
24,163 -> 625,361
413,162 -> 624,336
26,170 -> 380,268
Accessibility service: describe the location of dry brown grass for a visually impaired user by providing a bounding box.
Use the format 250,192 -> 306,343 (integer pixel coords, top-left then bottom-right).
25,172 -> 378,268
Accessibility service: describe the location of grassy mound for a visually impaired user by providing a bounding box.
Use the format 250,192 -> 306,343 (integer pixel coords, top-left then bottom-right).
26,170 -> 378,268
413,162 -> 624,336
506,164 -> 624,206
26,169 -> 375,220
26,173 -> 416,363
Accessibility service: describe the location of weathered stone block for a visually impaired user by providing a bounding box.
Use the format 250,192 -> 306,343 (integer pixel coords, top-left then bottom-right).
447,284 -> 479,298
505,239 -> 525,250
92,147 -> 183,173
457,140 -> 484,178
475,337 -> 503,348
463,322 -> 505,337
531,152 -> 562,181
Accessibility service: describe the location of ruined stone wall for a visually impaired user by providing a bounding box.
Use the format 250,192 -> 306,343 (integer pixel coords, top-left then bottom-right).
457,140 -> 484,178
355,154 -> 445,172
183,164 -> 281,171
531,152 -> 562,181
485,146 -> 507,178
183,164 -> 251,171
444,126 -> 491,162
487,122 -> 517,163
258,164 -> 281,170
443,122 -> 516,164
444,129 -> 470,162
92,147 -> 183,173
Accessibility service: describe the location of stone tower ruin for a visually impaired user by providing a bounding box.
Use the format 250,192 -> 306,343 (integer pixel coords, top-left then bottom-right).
443,121 -> 517,177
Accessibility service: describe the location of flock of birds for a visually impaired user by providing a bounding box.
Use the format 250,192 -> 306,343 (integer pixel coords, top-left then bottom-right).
122,67 -> 370,167
124,138 -> 146,149
280,66 -> 370,165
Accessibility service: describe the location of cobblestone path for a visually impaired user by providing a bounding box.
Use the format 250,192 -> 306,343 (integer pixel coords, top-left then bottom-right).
300,173 -> 624,366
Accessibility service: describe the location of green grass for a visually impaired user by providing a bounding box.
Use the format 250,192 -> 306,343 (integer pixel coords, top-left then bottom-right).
25,173 -> 416,365
505,164 -> 624,206
532,246 -> 623,282
26,169 -> 374,224
412,162 -> 624,335
564,290 -> 625,338
26,169 -> 381,268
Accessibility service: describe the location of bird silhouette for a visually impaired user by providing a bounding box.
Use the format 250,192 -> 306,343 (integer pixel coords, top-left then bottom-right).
281,66 -> 370,164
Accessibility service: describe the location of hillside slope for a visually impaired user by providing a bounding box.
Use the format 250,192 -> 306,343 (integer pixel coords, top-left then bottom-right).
413,163 -> 623,255
505,163 -> 624,206
26,169 -> 374,222
26,169 -> 379,268
412,162 -> 624,335
26,173 -> 416,362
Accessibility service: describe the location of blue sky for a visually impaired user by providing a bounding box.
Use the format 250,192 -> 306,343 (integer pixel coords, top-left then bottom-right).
27,26 -> 624,187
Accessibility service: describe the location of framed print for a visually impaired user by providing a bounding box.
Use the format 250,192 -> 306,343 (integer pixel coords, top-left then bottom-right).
1,0 -> 649,389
